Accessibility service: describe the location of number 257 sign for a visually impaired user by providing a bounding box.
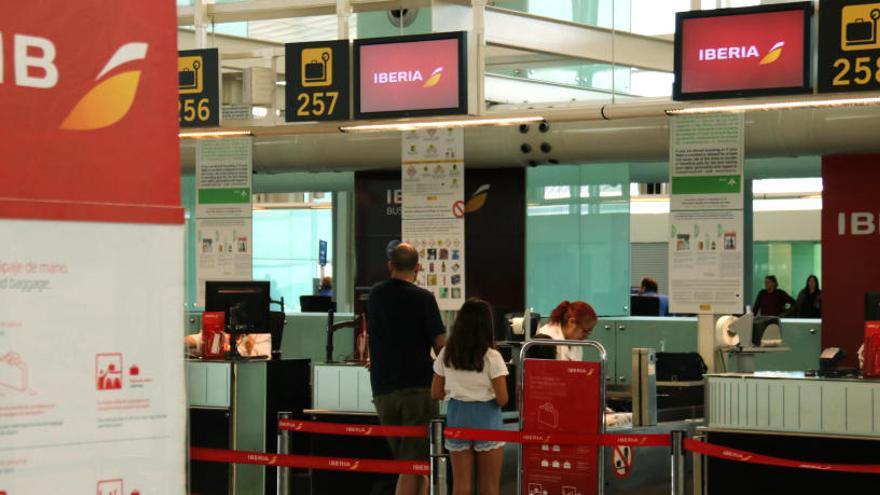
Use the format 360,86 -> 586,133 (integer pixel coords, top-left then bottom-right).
285,40 -> 350,122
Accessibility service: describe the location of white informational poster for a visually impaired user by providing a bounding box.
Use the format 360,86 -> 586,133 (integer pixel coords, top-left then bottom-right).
668,210 -> 745,312
196,137 -> 253,219
196,137 -> 254,306
0,220 -> 186,493
669,114 -> 744,211
669,114 -> 745,314
401,128 -> 465,311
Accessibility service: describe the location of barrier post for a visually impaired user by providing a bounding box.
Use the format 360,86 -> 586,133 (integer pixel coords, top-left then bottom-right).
277,411 -> 292,495
429,418 -> 448,495
670,430 -> 686,495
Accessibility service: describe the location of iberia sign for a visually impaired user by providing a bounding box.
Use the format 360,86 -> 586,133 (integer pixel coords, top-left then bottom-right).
673,2 -> 813,100
354,32 -> 467,119
0,2 -> 181,224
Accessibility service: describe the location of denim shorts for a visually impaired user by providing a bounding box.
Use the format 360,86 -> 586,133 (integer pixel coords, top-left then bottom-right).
445,399 -> 505,452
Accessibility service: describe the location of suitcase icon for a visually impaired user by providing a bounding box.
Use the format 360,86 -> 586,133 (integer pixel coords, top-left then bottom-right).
178,55 -> 204,94
846,18 -> 876,45
841,5 -> 880,51
301,48 -> 332,87
305,59 -> 326,81
179,68 -> 196,87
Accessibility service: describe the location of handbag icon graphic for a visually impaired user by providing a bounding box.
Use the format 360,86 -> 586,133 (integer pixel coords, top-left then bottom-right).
301,48 -> 332,87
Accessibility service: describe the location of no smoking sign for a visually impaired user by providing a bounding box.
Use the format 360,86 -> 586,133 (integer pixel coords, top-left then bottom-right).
452,200 -> 465,218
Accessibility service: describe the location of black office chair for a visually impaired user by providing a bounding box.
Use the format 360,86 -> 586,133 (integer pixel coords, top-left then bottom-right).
268,297 -> 286,359
630,295 -> 661,316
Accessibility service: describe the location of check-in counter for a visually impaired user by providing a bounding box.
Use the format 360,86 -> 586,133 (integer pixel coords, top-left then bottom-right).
700,373 -> 880,494
585,317 -> 821,385
187,358 -> 310,495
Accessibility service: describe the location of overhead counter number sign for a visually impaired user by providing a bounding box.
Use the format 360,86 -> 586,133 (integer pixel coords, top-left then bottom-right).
285,40 -> 350,122
178,48 -> 219,127
819,0 -> 880,92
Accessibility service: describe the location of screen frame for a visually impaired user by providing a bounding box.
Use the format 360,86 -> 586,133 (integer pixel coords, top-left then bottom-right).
353,31 -> 468,120
673,1 -> 814,101
204,280 -> 271,334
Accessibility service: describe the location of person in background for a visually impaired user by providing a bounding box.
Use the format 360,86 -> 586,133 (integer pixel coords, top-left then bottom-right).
639,276 -> 670,316
431,298 -> 508,495
753,275 -> 796,317
317,276 -> 333,297
368,243 -> 446,495
532,300 -> 598,361
794,275 -> 822,318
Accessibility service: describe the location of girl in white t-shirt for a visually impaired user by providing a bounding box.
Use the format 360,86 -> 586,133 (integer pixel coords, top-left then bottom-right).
431,298 -> 509,495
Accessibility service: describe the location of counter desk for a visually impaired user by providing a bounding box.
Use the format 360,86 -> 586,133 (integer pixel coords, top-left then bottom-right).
187,358 -> 311,495
308,362 -> 701,495
700,373 -> 880,494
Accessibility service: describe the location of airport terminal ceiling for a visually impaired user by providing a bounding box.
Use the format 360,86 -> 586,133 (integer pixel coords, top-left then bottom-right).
176,1 -> 880,175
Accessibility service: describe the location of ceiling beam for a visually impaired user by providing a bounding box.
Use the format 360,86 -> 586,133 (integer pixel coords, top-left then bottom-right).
484,7 -> 673,73
178,0 -> 436,25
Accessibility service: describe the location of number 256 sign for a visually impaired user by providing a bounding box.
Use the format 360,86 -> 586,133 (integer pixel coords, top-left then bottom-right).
178,48 -> 220,127
285,40 -> 350,122
819,0 -> 880,92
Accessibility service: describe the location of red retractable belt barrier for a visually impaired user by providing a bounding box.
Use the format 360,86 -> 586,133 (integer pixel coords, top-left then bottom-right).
190,447 -> 430,476
278,419 -> 425,438
444,427 -> 671,448
277,419 -> 670,447
684,439 -> 880,475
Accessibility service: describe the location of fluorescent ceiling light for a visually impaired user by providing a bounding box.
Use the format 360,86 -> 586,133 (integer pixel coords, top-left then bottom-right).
753,178 -> 823,195
339,116 -> 544,133
666,96 -> 880,115
178,130 -> 253,139
753,197 -> 822,211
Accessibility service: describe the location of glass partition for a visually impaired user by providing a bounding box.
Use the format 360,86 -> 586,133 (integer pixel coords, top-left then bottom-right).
527,164 -> 631,316
752,241 -> 822,306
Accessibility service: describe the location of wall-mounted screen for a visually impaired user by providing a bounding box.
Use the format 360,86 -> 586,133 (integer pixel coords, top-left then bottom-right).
354,32 -> 467,119
673,2 -> 813,100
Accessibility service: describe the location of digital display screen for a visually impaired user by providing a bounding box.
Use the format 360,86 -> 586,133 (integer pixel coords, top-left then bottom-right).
674,3 -> 812,100
354,32 -> 467,118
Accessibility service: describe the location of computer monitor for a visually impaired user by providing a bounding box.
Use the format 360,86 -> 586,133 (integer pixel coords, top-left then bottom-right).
866,292 -> 880,320
300,295 -> 335,313
205,281 -> 271,334
631,296 -> 661,316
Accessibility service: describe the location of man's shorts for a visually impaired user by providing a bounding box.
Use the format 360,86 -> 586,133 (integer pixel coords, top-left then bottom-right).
373,387 -> 437,461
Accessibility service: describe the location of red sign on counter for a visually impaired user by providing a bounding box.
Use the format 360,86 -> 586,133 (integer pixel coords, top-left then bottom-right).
522,359 -> 602,495
354,32 -> 467,119
673,2 -> 812,100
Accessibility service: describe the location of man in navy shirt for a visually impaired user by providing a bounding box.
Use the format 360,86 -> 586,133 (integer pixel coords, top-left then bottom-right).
640,277 -> 670,316
368,243 -> 446,495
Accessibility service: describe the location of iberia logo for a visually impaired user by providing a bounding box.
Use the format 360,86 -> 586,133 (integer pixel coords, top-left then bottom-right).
423,67 -> 443,88
373,66 -> 445,88
698,40 -> 784,65
465,184 -> 490,213
759,41 -> 784,65
60,42 -> 149,130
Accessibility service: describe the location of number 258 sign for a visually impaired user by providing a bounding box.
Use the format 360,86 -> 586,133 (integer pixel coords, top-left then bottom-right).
285,40 -> 350,122
819,0 -> 880,92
